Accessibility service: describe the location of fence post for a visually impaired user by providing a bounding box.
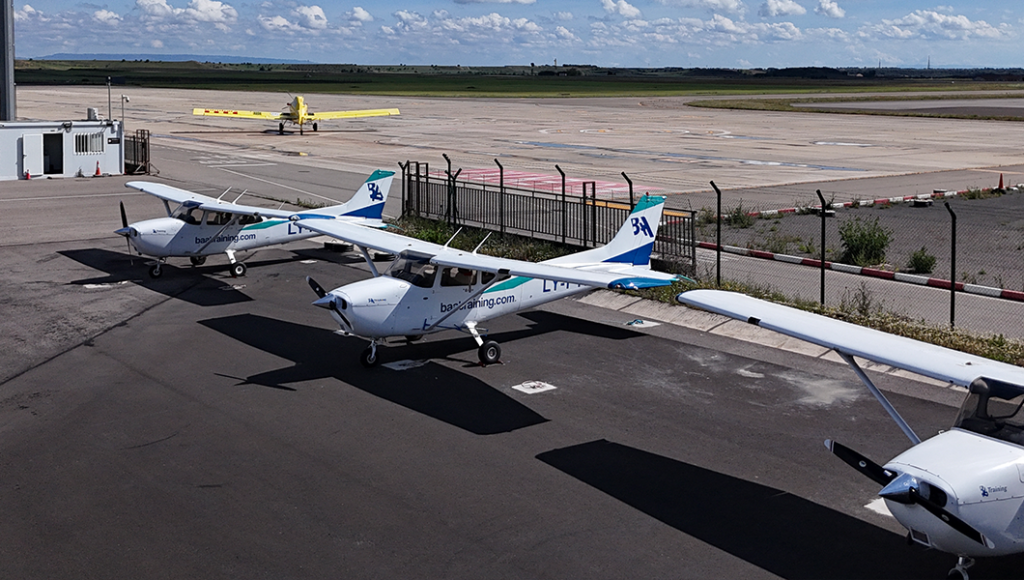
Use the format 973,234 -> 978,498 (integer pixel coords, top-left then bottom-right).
556,164 -> 566,245
710,180 -> 722,287
495,159 -> 505,236
815,189 -> 828,307
945,202 -> 957,327
622,172 -> 634,210
591,183 -> 597,247
398,161 -> 408,217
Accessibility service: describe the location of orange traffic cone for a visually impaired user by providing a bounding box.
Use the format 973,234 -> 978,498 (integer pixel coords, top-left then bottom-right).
95,161 -> 101,176
998,173 -> 1004,190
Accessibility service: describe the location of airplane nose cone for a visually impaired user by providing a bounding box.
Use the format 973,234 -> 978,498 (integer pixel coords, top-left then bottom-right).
114,226 -> 137,237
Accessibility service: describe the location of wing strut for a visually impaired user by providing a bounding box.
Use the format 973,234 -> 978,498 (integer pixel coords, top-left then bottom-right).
839,352 -> 921,445
355,245 -> 380,277
424,269 -> 511,332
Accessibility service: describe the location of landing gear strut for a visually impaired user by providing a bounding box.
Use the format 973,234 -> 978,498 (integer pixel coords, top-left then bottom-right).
948,556 -> 974,580
465,321 -> 501,365
278,122 -> 285,134
149,264 -> 163,278
226,249 -> 246,277
360,341 -> 379,368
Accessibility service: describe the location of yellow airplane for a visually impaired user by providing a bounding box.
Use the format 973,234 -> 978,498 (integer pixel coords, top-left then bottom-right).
192,96 -> 400,135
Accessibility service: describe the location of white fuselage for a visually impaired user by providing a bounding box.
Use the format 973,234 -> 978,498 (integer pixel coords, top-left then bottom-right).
323,271 -> 589,339
884,428 -> 1024,557
126,216 -> 321,258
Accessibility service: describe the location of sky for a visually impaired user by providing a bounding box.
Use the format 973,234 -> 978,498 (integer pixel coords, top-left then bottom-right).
10,0 -> 1024,68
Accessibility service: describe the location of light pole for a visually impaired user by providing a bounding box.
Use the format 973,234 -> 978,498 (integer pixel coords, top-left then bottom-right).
120,94 -> 129,126
106,76 -> 111,121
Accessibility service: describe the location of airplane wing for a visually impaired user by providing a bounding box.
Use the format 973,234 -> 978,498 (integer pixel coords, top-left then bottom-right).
677,289 -> 1024,389
294,218 -> 676,290
126,181 -> 297,220
306,108 -> 400,121
192,108 -> 286,120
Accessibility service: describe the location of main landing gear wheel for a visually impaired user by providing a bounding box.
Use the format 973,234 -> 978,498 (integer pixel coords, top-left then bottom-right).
360,345 -> 379,368
148,264 -> 163,278
230,263 -> 247,277
278,122 -> 285,134
478,341 -> 501,365
313,122 -> 318,132
189,256 -> 206,266
405,335 -> 423,342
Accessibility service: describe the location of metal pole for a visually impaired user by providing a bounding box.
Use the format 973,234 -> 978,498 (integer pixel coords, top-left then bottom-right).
107,77 -> 112,121
442,154 -> 452,224
945,202 -> 957,327
398,161 -> 408,216
710,180 -> 722,287
495,159 -> 505,236
556,164 -> 566,245
0,0 -> 14,120
816,189 -> 828,307
622,172 -> 634,210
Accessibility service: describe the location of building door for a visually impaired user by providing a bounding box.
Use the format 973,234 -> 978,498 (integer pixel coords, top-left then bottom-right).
22,134 -> 43,178
43,133 -> 63,175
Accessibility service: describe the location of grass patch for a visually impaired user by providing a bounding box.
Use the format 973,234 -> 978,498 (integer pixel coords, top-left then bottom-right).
689,93 -> 1024,121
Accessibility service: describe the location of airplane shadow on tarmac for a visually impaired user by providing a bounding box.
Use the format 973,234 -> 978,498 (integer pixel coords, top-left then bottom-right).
538,439 -> 1024,580
61,248 -> 294,307
198,311 -> 642,435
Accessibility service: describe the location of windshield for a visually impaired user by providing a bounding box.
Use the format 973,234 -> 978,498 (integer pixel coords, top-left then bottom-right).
386,254 -> 437,288
954,378 -> 1024,445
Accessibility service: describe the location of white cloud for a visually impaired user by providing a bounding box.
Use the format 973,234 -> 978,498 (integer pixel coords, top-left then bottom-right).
15,4 -> 47,21
758,0 -> 805,18
93,9 -> 122,25
453,0 -> 537,4
136,0 -> 237,24
555,25 -> 579,40
860,10 -> 1006,40
554,11 -> 573,21
602,0 -> 641,18
150,39 -> 164,48
655,0 -> 746,16
814,0 -> 844,18
293,5 -> 327,29
258,13 -> 302,32
350,7 -> 373,22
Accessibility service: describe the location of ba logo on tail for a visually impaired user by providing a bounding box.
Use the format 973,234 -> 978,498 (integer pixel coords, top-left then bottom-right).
631,216 -> 654,238
368,182 -> 384,201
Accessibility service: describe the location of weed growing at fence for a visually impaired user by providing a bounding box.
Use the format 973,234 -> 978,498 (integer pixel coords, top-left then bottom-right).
906,246 -> 937,274
727,202 -> 756,228
838,215 -> 892,266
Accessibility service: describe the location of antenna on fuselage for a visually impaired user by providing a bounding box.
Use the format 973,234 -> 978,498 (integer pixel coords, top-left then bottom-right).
472,232 -> 492,254
443,227 -> 463,248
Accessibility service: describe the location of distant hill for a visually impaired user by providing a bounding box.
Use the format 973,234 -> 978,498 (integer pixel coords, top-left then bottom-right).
38,53 -> 314,65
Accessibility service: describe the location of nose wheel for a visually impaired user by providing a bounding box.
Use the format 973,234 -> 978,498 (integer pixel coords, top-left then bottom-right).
948,557 -> 974,580
230,262 -> 247,277
360,342 -> 380,368
148,264 -> 163,278
478,341 -> 501,365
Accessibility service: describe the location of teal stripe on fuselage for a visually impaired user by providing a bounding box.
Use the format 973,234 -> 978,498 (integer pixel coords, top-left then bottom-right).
241,219 -> 286,231
484,276 -> 530,293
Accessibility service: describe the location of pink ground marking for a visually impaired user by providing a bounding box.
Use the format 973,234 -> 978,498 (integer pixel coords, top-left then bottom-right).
433,168 -> 662,199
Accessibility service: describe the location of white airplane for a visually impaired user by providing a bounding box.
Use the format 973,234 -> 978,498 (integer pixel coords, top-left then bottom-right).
297,195 -> 679,367
677,289 -> 1024,580
116,170 -> 394,278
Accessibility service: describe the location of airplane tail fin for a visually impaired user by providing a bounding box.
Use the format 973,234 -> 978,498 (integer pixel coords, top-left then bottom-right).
317,170 -> 394,220
551,194 -> 666,267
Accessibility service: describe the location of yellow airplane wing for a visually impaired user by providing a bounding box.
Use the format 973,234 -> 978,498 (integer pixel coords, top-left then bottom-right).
307,108 -> 400,121
192,108 -> 286,120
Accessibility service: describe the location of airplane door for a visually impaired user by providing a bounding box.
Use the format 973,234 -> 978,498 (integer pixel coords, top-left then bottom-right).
22,134 -> 44,177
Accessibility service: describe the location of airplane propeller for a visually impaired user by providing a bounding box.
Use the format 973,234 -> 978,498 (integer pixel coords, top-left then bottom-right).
825,439 -> 991,547
116,201 -> 135,264
307,276 -> 347,315
307,276 -> 327,299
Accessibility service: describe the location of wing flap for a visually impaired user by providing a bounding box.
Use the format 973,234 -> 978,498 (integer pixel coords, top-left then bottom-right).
308,108 -> 400,121
677,289 -> 1024,387
192,108 -> 284,120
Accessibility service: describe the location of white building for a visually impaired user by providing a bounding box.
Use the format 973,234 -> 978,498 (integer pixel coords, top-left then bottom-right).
0,117 -> 124,180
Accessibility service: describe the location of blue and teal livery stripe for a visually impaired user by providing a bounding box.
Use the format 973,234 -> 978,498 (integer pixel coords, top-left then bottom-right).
609,277 -> 673,290
604,242 -> 655,265
242,219 -> 285,231
366,169 -> 395,181
484,276 -> 530,293
344,203 -> 385,219
630,194 -> 665,214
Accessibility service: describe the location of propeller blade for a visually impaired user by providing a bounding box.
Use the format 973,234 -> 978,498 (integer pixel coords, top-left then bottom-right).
908,487 -> 991,547
120,200 -> 129,229
824,439 -> 898,487
306,276 -> 327,298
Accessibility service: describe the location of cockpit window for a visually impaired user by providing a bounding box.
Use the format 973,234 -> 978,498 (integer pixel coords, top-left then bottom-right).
386,254 -> 437,288
954,378 -> 1024,444
441,267 -> 476,287
206,212 -> 235,226
171,206 -> 201,224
